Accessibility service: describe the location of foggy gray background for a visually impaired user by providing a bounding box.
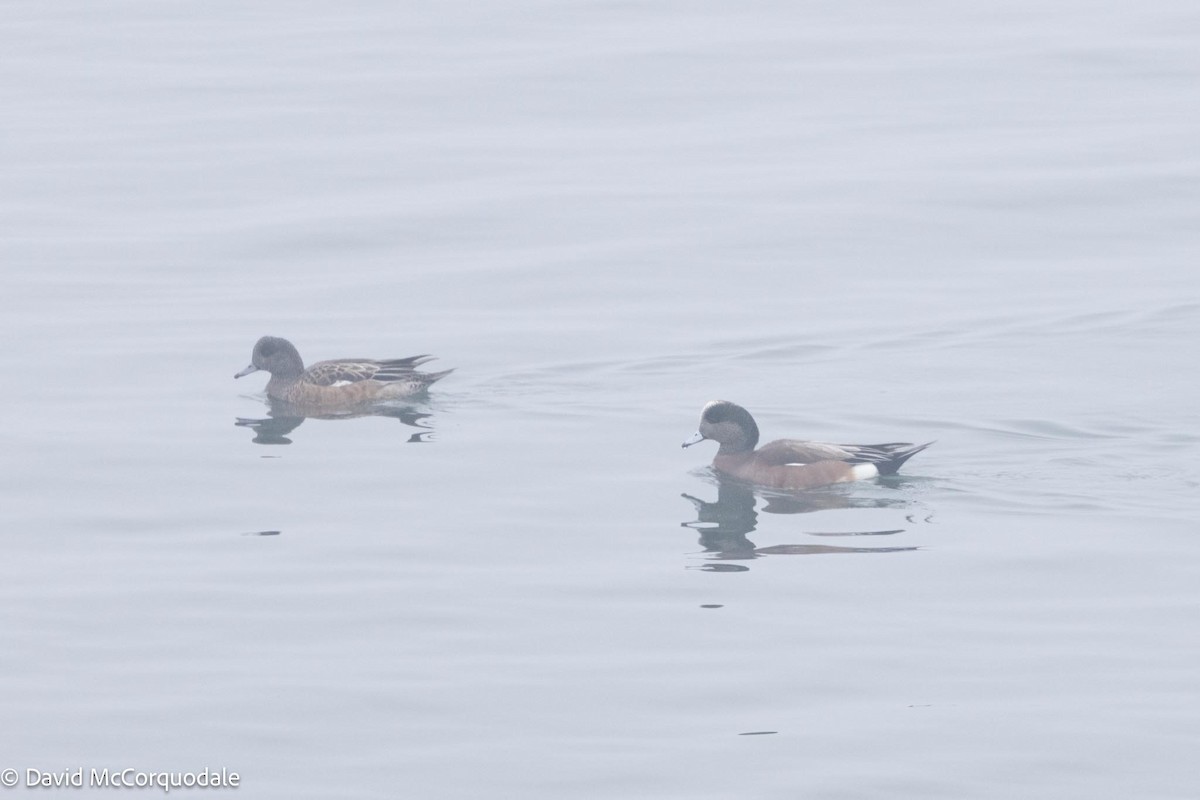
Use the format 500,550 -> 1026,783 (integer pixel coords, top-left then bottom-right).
3,2 -> 1198,798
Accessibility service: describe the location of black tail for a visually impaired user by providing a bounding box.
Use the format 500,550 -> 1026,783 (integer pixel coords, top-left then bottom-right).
871,441 -> 935,476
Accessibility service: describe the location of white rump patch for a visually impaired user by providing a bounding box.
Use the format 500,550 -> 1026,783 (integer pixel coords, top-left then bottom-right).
850,463 -> 879,481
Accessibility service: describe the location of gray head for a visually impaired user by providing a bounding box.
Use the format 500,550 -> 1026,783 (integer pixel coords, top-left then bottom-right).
681,400 -> 760,454
234,336 -> 304,380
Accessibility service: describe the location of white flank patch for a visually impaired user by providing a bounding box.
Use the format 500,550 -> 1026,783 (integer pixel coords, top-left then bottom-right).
851,463 -> 879,481
330,380 -> 353,387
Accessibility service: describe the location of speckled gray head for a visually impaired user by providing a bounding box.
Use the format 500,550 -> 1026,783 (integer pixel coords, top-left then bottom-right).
234,336 -> 304,380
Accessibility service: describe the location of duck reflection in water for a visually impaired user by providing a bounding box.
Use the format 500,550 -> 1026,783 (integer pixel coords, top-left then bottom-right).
681,477 -> 921,566
235,398 -> 437,445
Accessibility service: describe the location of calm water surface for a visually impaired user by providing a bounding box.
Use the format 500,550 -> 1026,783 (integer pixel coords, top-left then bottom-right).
2,2 -> 1199,798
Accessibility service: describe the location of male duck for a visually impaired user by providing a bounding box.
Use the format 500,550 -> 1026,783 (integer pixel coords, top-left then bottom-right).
235,336 -> 452,410
683,400 -> 932,489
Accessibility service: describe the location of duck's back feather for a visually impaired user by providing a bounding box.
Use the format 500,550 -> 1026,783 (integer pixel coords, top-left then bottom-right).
754,440 -> 861,466
303,355 -> 435,386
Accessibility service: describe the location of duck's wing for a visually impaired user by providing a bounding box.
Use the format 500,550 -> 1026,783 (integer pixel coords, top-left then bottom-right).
304,355 -> 435,386
754,439 -> 864,466
756,439 -> 931,469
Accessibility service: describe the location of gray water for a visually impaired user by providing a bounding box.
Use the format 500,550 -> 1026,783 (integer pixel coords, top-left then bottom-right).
3,2 -> 1199,798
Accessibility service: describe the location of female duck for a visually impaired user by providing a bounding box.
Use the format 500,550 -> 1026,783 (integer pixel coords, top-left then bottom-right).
683,400 -> 931,489
235,336 -> 452,410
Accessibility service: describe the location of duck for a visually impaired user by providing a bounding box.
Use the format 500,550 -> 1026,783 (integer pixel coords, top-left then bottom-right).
683,400 -> 932,489
234,336 -> 452,410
